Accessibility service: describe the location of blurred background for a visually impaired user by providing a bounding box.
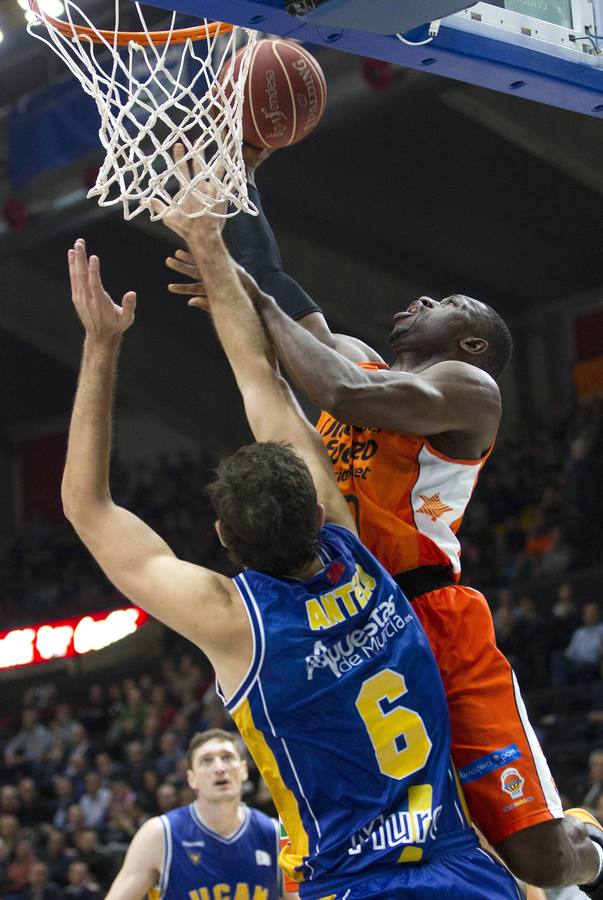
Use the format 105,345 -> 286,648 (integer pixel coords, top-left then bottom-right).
0,2 -> 602,897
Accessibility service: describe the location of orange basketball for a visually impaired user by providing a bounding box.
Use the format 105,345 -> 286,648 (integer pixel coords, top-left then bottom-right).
227,38 -> 327,149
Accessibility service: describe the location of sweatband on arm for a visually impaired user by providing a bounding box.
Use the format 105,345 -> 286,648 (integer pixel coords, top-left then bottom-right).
227,183 -> 323,322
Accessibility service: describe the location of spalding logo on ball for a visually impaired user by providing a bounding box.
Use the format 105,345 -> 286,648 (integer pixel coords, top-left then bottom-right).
223,38 -> 327,149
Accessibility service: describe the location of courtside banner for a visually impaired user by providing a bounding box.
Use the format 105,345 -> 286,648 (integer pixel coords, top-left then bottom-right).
0,607 -> 149,671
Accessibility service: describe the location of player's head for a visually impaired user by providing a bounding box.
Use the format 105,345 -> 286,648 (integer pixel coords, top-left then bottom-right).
388,294 -> 513,379
186,730 -> 248,805
207,441 -> 322,576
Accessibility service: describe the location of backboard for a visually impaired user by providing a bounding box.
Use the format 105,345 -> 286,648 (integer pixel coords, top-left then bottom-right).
146,0 -> 603,117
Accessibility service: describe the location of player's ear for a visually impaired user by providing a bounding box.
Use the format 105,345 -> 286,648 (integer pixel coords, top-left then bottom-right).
186,768 -> 196,791
215,520 -> 227,548
460,335 -> 488,356
316,503 -> 326,529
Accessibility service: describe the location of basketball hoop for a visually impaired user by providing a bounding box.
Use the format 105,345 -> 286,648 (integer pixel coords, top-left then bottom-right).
26,1 -> 258,221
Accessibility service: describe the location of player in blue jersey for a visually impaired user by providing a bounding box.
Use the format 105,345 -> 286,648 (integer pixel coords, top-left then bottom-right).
61,161 -> 525,897
105,729 -> 285,900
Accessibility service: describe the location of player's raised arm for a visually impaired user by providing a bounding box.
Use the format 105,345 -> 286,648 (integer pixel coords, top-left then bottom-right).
166,148 -> 383,365
156,162 -> 355,534
105,818 -> 162,900
256,296 -> 501,443
61,240 -> 241,661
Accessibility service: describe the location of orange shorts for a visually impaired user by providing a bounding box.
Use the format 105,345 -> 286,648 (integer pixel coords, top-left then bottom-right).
412,583 -> 563,845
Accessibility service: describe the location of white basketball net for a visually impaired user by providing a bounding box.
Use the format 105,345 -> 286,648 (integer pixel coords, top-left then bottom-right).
27,2 -> 258,220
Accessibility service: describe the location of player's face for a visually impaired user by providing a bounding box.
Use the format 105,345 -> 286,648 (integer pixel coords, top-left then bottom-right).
388,294 -> 480,352
187,739 -> 248,804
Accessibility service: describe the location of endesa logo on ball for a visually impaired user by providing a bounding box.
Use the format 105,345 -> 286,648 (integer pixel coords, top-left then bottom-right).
0,607 -> 149,670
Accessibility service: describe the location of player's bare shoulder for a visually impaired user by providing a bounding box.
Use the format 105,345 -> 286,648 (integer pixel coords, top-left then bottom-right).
421,360 -> 501,457
422,359 -> 501,402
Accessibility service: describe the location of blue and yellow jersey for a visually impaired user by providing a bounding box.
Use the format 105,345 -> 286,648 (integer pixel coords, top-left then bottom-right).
149,803 -> 280,900
222,524 -> 475,888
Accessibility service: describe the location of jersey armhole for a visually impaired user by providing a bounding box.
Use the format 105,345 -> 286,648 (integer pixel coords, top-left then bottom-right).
219,573 -> 266,712
157,815 -> 172,898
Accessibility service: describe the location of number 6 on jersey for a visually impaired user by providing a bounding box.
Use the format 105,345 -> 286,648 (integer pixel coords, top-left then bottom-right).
356,669 -> 433,780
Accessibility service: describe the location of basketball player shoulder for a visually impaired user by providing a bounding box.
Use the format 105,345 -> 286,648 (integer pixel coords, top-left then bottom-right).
248,807 -> 279,834
421,360 -> 501,443
246,809 -> 280,856
422,359 -> 500,402
133,815 -> 165,853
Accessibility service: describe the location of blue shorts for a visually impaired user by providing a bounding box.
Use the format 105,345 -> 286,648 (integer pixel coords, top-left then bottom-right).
299,847 -> 524,900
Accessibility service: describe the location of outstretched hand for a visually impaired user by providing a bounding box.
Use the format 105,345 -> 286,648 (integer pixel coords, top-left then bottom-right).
152,143 -> 227,243
68,239 -> 136,342
166,249 -> 209,310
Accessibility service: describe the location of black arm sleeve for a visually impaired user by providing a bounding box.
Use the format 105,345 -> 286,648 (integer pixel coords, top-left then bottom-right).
226,183 -> 323,322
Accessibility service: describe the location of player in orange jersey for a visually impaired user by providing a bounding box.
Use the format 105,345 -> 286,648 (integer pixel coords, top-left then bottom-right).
166,155 -> 603,897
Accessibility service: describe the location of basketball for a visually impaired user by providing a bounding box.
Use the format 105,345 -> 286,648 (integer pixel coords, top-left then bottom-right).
230,39 -> 327,149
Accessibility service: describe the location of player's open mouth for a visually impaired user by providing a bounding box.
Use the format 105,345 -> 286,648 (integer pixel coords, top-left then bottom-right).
214,779 -> 230,787
393,306 -> 419,323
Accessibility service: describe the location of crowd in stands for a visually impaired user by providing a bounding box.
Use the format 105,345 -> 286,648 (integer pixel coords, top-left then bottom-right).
0,649 -> 274,898
461,393 -> 603,589
3,395 -> 601,628
0,449 -> 231,630
0,394 -> 602,896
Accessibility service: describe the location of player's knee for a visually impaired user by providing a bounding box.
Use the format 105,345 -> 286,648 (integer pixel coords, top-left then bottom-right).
495,822 -> 577,888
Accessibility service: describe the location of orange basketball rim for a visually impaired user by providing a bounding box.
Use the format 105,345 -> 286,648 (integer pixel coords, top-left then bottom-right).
27,0 -> 233,45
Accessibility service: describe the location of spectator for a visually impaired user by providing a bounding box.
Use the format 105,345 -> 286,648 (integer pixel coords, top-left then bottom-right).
72,830 -> 117,890
0,814 -> 20,859
514,596 -> 548,688
494,607 -> 522,674
51,775 -> 75,830
547,583 -> 580,655
103,801 -> 137,845
51,702 -> 82,747
7,838 -> 36,895
64,804 -> 86,844
65,753 -> 88,799
492,588 -> 514,630
69,724 -> 91,763
65,861 -> 101,899
581,749 -> 603,809
140,710 -> 161,758
138,769 -> 160,813
564,602 -> 603,682
39,734 -> 68,783
123,741 -> 147,791
22,861 -> 62,900
79,773 -> 110,830
0,785 -> 20,817
179,686 -> 202,728
156,731 -> 183,779
18,777 -> 52,827
4,708 -> 52,770
109,777 -> 134,805
108,687 -> 149,744
43,828 -> 76,887
78,685 -> 109,739
149,684 -> 176,730
156,783 -> 178,814
94,751 -> 120,786
540,526 -> 571,576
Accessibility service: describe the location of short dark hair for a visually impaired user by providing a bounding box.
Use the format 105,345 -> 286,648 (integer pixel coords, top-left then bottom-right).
186,730 -> 240,768
207,442 -> 320,576
472,303 -> 513,379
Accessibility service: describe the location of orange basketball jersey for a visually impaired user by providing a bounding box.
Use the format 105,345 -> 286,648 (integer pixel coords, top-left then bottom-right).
316,363 -> 493,578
